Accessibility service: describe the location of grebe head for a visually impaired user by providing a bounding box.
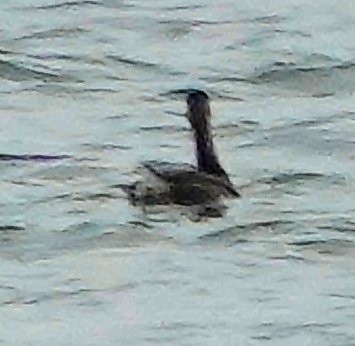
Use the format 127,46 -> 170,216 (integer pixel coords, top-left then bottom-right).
186,90 -> 211,132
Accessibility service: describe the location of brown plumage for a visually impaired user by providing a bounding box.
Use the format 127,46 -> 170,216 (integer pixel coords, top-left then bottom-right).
121,90 -> 240,206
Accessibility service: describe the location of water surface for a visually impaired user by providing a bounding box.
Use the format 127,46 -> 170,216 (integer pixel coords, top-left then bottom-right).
1,0 -> 355,345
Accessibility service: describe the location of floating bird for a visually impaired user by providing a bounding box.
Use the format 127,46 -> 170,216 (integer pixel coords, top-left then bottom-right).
121,90 -> 240,208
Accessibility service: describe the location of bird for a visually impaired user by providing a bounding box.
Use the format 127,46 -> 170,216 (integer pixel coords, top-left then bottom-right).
121,89 -> 240,207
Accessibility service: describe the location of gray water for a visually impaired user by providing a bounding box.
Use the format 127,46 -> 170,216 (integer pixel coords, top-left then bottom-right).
1,0 -> 355,345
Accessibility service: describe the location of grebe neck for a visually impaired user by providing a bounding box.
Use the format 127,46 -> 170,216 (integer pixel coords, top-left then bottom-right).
194,127 -> 228,179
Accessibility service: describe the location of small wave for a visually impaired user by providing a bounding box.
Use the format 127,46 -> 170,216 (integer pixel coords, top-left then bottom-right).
3,287 -> 106,307
258,172 -> 325,185
105,114 -> 130,121
0,225 -> 25,232
268,254 -> 305,261
106,55 -> 157,69
253,60 -> 355,96
25,83 -> 109,96
289,239 -> 327,246
199,219 -> 293,243
0,48 -> 16,56
273,28 -> 311,38
0,154 -> 70,161
201,75 -> 250,84
159,19 -> 232,27
28,52 -> 81,62
106,54 -> 184,76
289,238 -> 352,247
0,60 -> 63,82
82,142 -> 131,151
240,119 -> 260,126
81,87 -> 118,93
61,221 -> 101,233
162,4 -> 205,11
16,27 -> 88,41
327,293 -> 355,300
7,180 -> 43,187
34,193 -> 72,205
36,192 -> 117,204
139,124 -> 186,133
239,172 -> 334,191
317,220 -> 355,233
86,192 -> 120,201
250,14 -> 286,25
292,110 -> 354,128
24,0 -> 133,10
34,0 -> 102,10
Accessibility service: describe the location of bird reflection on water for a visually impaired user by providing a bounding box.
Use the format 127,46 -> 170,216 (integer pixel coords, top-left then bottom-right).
121,90 -> 240,219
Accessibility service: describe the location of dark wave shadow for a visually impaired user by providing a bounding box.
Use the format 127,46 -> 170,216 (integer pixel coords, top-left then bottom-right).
288,237 -> 354,256
139,124 -> 187,133
199,220 -> 294,244
258,172 -> 325,185
106,54 -> 185,76
106,55 -> 157,69
31,190 -> 122,206
33,0 -> 102,10
33,0 -> 133,10
0,154 -> 71,162
249,14 -> 286,25
57,220 -> 173,249
0,48 -> 17,55
240,172 -> 328,191
159,18 -> 233,27
0,225 -> 25,232
82,142 -> 132,151
252,60 -> 355,96
162,4 -> 205,10
317,220 -> 355,234
16,27 -> 88,41
0,60 -> 64,82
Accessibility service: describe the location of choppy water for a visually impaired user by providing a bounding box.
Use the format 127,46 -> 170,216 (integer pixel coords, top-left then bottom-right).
1,0 -> 355,345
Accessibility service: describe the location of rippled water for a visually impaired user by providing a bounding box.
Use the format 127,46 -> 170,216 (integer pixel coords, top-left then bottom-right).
1,0 -> 355,345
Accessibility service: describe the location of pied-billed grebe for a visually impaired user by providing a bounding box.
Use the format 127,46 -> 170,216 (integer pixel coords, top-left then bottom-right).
122,89 -> 240,206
